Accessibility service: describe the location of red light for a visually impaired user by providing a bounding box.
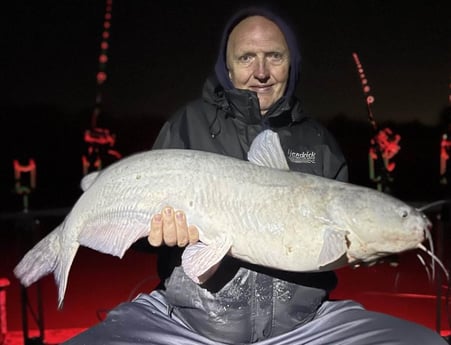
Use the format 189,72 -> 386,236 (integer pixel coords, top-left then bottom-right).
96,72 -> 107,84
366,95 -> 374,104
99,54 -> 108,63
13,159 -> 37,193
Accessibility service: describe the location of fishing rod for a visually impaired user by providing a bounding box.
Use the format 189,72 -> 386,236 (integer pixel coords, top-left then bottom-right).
352,52 -> 378,132
82,0 -> 122,175
352,52 -> 400,194
440,74 -> 451,186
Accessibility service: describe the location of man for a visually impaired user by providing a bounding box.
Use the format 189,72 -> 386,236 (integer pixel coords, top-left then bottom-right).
64,6 -> 447,344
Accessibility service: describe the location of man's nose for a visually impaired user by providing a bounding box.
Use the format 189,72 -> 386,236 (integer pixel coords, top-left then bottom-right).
253,58 -> 270,82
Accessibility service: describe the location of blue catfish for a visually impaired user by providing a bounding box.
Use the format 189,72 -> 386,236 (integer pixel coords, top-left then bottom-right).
14,130 -> 432,308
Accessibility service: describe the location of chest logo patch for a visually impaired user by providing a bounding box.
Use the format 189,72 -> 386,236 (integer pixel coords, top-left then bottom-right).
287,149 -> 316,164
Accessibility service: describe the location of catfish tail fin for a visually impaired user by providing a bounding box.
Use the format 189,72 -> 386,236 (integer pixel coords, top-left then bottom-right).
13,222 -> 79,309
14,228 -> 62,287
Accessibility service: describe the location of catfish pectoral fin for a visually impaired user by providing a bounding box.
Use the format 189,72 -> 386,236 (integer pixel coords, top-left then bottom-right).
181,235 -> 233,283
318,228 -> 348,268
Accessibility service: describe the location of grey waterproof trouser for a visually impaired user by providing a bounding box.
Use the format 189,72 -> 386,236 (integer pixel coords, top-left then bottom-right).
63,291 -> 447,345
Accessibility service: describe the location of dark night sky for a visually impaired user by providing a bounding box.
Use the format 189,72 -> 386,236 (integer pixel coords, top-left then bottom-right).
0,0 -> 450,211
2,0 -> 450,126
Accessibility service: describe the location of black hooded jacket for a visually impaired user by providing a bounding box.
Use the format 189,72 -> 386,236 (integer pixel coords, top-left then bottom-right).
151,7 -> 348,344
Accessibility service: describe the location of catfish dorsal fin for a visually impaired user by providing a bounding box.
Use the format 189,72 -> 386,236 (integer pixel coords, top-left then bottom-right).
247,129 -> 290,170
80,171 -> 100,192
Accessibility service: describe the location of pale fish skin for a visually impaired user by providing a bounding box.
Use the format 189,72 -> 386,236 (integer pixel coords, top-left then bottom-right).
13,130 -> 430,308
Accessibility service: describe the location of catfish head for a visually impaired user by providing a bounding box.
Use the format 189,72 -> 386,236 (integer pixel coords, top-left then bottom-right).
329,185 -> 430,265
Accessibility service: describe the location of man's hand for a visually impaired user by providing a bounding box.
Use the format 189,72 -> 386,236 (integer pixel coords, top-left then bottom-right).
148,206 -> 199,247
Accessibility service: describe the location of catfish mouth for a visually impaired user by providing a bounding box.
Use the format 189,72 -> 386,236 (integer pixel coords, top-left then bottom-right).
360,222 -> 430,265
345,226 -> 426,266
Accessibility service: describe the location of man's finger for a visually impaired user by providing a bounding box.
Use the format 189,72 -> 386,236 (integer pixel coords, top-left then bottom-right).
175,210 -> 189,247
162,206 -> 177,246
188,225 -> 200,244
148,213 -> 163,246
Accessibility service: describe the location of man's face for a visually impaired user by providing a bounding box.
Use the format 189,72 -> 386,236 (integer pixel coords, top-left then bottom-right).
226,16 -> 290,115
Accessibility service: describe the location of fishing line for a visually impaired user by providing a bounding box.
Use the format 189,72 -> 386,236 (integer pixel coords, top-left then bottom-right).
127,275 -> 160,302
94,274 -> 160,321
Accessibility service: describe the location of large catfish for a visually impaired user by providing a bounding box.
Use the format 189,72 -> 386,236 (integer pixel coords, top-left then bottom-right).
14,130 -> 431,307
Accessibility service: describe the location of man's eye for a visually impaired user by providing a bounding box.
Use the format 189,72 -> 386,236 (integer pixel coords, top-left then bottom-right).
269,52 -> 283,61
239,55 -> 253,64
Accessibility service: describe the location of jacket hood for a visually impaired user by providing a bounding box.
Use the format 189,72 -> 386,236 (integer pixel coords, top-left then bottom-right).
214,7 -> 301,101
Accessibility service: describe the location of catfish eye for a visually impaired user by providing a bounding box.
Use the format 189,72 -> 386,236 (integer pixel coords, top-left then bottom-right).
399,208 -> 409,218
